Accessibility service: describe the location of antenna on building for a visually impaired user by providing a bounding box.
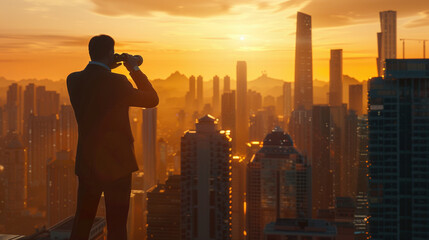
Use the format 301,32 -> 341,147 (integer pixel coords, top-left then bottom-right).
399,38 -> 429,59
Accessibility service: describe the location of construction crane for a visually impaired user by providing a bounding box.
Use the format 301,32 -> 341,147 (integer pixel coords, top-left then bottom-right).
399,38 -> 429,59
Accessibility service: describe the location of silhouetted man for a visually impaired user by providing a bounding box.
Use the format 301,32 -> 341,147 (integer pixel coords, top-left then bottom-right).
67,35 -> 158,240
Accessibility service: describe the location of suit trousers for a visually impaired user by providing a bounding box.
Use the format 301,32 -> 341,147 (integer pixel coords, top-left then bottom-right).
70,174 -> 132,240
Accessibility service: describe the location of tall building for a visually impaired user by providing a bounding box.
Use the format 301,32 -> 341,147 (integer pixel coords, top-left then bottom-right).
236,61 -> 248,154
23,83 -> 37,143
329,104 -> 347,197
157,138 -> 168,183
368,59 -> 429,239
147,175 -> 181,240
36,86 -> 59,116
329,49 -> 343,107
27,114 -> 59,209
180,115 -> 232,240
58,105 -> 78,159
311,105 -> 334,216
128,190 -> 146,240
189,75 -> 196,100
2,134 -> 27,216
212,75 -> 220,115
247,127 -> 311,240
349,84 -> 363,115
294,12 -> 313,110
249,107 -> 278,142
288,109 -> 312,157
282,82 -> 292,127
231,156 -> 246,240
344,111 -> 359,198
197,75 -> 203,110
377,10 -> 397,77
354,116 -> 369,240
142,108 -> 157,191
5,83 -> 23,134
247,89 -> 262,116
223,75 -> 231,93
221,91 -> 236,152
47,150 -> 77,226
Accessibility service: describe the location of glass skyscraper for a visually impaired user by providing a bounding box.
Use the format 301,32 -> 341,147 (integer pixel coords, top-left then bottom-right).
368,59 -> 429,239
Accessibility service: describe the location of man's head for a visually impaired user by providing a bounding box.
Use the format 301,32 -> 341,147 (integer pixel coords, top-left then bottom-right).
88,34 -> 115,63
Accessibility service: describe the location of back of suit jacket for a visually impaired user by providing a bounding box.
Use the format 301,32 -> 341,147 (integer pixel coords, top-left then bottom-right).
67,64 -> 156,183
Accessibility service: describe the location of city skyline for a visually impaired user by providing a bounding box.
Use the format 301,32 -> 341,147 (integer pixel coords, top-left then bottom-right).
1,1 -> 428,81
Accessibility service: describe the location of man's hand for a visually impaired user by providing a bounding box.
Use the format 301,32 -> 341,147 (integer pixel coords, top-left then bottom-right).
123,54 -> 140,72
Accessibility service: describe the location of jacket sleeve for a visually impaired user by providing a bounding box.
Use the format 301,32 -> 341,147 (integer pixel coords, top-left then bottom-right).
118,70 -> 159,108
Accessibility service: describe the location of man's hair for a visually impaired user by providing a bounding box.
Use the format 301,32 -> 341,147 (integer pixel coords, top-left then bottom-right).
88,35 -> 114,61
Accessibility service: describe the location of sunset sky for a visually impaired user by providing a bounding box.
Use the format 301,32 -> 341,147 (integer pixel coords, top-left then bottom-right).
1,0 -> 428,82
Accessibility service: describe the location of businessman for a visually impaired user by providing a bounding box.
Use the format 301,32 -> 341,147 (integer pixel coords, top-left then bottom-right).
67,35 -> 158,240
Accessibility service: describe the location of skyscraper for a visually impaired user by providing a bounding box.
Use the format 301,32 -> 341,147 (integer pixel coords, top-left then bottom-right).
368,59 -> 429,239
180,115 -> 232,240
223,75 -> 231,93
247,127 -> 311,240
2,134 -> 27,216
143,108 -> 157,191
59,105 -> 78,159
377,10 -> 397,77
294,12 -> 313,110
189,75 -> 196,100
329,49 -> 343,107
311,105 -> 334,216
212,75 -> 220,116
236,61 -> 248,154
231,156 -> 246,240
282,82 -> 292,126
28,114 -> 59,209
349,84 -> 363,116
23,83 -> 37,143
221,90 -> 236,152
147,175 -> 181,240
47,150 -> 77,226
6,83 -> 23,134
197,75 -> 203,110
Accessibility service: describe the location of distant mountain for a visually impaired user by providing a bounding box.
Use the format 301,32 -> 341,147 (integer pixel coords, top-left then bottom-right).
248,74 -> 286,97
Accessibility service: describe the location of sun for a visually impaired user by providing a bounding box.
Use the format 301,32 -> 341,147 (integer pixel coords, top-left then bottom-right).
240,36 -> 245,41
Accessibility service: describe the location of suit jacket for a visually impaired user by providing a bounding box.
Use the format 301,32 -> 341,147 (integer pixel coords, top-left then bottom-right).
67,64 -> 158,183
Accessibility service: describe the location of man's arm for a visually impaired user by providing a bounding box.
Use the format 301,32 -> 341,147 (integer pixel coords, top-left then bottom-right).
122,55 -> 159,108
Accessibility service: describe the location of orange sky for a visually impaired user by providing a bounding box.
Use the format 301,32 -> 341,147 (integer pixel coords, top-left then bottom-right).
1,0 -> 428,82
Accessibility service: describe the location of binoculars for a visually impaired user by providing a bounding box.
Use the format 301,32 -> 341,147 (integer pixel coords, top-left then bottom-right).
114,53 -> 143,66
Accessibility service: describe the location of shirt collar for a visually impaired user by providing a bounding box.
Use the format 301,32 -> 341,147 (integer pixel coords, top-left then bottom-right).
88,61 -> 111,72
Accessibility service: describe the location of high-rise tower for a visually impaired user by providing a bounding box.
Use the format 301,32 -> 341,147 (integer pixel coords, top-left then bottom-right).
236,61 -> 248,153
143,108 -> 157,191
368,59 -> 429,239
329,49 -> 343,107
294,12 -> 313,110
212,75 -> 220,115
180,115 -> 232,240
377,10 -> 396,76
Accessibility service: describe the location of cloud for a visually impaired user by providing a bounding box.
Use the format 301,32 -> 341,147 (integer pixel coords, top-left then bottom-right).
277,0 -> 429,28
406,10 -> 429,28
0,34 -> 90,47
90,0 -> 252,17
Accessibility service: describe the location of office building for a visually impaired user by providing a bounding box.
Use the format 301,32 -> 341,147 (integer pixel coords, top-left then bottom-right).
368,59 -> 429,239
311,105 -> 334,216
2,134 -> 27,216
294,12 -> 313,110
221,91 -> 236,152
349,84 -> 363,115
283,82 -> 292,126
180,115 -> 232,240
147,175 -> 180,240
197,75 -> 203,110
58,105 -> 77,159
231,156 -> 246,240
223,75 -> 231,93
377,10 -> 397,76
5,83 -> 23,134
236,61 -> 248,154
329,49 -> 343,107
247,127 -> 311,240
47,150 -> 77,226
212,75 -> 220,115
142,107 -> 157,191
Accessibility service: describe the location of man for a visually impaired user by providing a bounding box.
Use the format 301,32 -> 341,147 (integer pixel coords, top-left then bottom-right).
67,35 -> 158,240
